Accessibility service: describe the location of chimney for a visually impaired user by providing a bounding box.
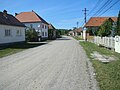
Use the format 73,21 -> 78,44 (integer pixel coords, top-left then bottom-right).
3,10 -> 7,17
15,13 -> 18,16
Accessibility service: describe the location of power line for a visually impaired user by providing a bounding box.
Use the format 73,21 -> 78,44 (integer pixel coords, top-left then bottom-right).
99,0 -> 120,16
87,0 -> 103,16
81,0 -> 101,27
92,0 -> 113,16
95,0 -> 113,16
80,0 -> 119,27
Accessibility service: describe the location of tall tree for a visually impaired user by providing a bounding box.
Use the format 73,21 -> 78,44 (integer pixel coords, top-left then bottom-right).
98,25 -> 106,37
97,20 -> 112,37
116,11 -> 120,35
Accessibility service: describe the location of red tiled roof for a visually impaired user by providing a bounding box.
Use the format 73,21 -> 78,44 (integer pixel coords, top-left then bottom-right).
77,27 -> 83,32
0,11 -> 25,27
84,17 -> 117,27
16,11 -> 48,24
73,27 -> 83,32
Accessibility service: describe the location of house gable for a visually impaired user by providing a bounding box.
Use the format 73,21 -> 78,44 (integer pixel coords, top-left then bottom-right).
15,11 -> 48,25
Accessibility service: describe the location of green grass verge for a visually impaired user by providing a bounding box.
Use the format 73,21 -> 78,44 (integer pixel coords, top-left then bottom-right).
0,42 -> 45,58
80,41 -> 120,90
73,36 -> 83,40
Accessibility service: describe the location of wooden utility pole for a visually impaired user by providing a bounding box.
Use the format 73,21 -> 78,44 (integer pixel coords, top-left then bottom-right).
82,8 -> 89,23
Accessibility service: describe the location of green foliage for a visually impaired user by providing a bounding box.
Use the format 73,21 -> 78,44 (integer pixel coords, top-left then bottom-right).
26,28 -> 38,41
56,29 -> 69,35
98,20 -> 112,37
116,11 -> 120,35
48,29 -> 56,39
98,25 -> 106,37
74,36 -> 83,40
87,28 -> 95,35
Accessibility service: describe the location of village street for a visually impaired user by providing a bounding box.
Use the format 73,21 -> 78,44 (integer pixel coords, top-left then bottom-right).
0,36 -> 98,90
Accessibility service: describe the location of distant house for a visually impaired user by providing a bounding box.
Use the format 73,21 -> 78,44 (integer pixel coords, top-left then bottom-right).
68,27 -> 83,36
84,17 -> 117,35
68,30 -> 74,36
0,10 -> 26,45
15,10 -> 49,41
48,23 -> 56,40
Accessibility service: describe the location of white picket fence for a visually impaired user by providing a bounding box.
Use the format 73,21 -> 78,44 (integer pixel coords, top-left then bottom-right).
94,36 -> 115,49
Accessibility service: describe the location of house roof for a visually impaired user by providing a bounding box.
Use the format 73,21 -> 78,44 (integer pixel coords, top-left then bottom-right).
0,11 -> 25,27
69,31 -> 74,34
73,27 -> 83,33
84,17 -> 117,27
77,27 -> 83,32
48,23 -> 56,29
15,11 -> 48,25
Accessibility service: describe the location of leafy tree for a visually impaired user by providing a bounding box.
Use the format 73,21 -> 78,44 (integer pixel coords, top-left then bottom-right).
98,25 -> 106,37
97,20 -> 112,37
26,28 -> 38,41
116,11 -> 120,35
87,28 -> 94,35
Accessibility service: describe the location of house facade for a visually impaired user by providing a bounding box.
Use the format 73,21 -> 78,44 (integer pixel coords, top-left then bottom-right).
84,17 -> 117,36
15,11 -> 49,41
0,10 -> 25,44
48,23 -> 56,40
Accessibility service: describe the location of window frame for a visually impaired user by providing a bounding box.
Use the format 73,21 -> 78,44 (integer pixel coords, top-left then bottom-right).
5,29 -> 11,36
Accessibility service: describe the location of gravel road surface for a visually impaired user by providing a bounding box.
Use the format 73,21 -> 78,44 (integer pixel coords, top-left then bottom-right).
0,36 -> 98,90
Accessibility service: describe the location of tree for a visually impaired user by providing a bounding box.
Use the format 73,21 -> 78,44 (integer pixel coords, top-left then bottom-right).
98,25 -> 106,37
97,20 -> 112,37
26,28 -> 38,42
116,11 -> 120,35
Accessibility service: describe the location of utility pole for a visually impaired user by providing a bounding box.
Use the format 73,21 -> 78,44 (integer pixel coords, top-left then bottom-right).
82,8 -> 89,23
82,8 -> 89,41
76,22 -> 79,28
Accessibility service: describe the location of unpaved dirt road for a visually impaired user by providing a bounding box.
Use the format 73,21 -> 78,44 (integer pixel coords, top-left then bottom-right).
0,36 -> 98,90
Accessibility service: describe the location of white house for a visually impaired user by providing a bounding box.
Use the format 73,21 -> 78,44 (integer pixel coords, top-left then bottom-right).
0,10 -> 26,45
15,10 -> 49,41
68,27 -> 83,36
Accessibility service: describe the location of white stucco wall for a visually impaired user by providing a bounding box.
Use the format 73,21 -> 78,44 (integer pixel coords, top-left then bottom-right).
0,24 -> 25,44
83,30 -> 86,40
24,22 -> 48,38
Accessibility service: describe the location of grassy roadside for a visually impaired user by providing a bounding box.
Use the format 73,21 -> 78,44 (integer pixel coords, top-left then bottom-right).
73,36 -> 83,40
80,41 -> 120,90
0,42 -> 46,58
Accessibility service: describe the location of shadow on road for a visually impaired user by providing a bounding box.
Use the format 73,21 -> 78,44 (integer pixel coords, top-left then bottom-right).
56,37 -> 71,41
0,42 -> 47,50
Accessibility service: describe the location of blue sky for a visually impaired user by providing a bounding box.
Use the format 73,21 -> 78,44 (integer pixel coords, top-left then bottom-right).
0,0 -> 120,29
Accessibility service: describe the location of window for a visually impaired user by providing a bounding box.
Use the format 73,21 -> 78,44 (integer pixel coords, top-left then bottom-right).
42,32 -> 44,36
45,25 -> 46,29
5,29 -> 11,36
30,24 -> 33,28
45,32 -> 47,36
42,24 -> 44,28
45,25 -> 48,29
16,30 -> 22,36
